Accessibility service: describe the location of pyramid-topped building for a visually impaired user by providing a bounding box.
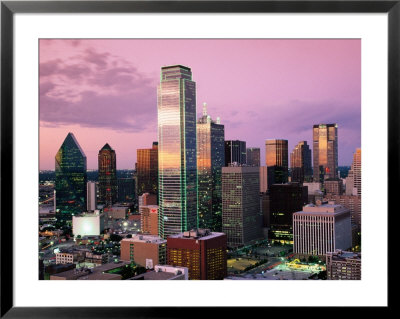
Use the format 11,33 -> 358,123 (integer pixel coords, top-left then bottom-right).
55,132 -> 87,224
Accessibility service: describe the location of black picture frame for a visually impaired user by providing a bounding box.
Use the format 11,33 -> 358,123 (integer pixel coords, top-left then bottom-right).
1,0 -> 396,317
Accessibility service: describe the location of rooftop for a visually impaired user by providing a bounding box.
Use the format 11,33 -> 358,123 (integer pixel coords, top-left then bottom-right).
295,204 -> 349,216
168,229 -> 225,240
121,234 -> 166,244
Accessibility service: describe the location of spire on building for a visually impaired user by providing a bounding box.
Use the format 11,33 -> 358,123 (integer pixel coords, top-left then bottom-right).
203,102 -> 207,116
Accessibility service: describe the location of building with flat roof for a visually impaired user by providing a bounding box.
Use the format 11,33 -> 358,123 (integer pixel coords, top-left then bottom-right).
140,205 -> 159,235
167,229 -> 227,280
246,147 -> 260,166
120,234 -> 166,269
326,249 -> 361,280
225,140 -> 247,166
72,211 -> 105,237
293,204 -> 352,257
265,139 -> 288,189
324,178 -> 343,196
131,265 -> 189,280
269,183 -> 308,244
50,261 -> 130,280
222,166 -> 263,247
313,124 -> 338,183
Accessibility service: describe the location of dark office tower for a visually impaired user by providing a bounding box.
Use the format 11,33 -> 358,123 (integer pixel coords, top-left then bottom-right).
98,143 -> 117,207
246,147 -> 261,166
55,132 -> 87,224
137,142 -> 158,196
313,124 -> 338,183
222,166 -> 263,248
197,103 -> 225,231
265,139 -> 288,189
158,65 -> 197,239
269,183 -> 308,244
290,141 -> 312,183
225,140 -> 247,166
117,178 -> 135,202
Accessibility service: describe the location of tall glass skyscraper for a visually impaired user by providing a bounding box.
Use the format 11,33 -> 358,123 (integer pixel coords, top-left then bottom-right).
197,103 -> 225,231
225,140 -> 247,166
98,143 -> 117,207
313,124 -> 338,182
137,142 -> 158,196
55,132 -> 87,224
265,139 -> 288,189
157,65 -> 198,239
290,141 -> 312,183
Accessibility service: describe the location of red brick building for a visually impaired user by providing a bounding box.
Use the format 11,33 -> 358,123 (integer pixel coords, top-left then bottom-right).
167,229 -> 227,280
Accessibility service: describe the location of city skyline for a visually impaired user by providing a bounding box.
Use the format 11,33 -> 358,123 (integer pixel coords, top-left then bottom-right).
40,39 -> 361,169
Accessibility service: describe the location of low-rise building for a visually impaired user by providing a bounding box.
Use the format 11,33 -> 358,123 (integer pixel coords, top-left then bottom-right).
72,211 -> 105,237
326,249 -> 361,280
167,229 -> 227,280
131,265 -> 189,280
293,203 -> 352,257
49,261 -> 130,280
120,234 -> 166,268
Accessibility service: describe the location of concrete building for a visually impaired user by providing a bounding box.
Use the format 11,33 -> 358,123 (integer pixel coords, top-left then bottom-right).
72,211 -> 105,237
259,166 -> 268,193
326,249 -> 361,280
50,261 -> 130,280
324,194 -> 362,230
222,166 -> 263,247
86,181 -> 97,211
303,182 -> 322,203
131,265 -> 189,280
106,205 -> 128,220
138,193 -> 157,210
167,229 -> 227,280
293,203 -> 352,257
120,234 -> 166,269
346,148 -> 361,196
324,178 -> 343,196
140,205 -> 159,235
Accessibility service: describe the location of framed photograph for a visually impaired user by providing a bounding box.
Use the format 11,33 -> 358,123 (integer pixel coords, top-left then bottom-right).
1,0 -> 396,316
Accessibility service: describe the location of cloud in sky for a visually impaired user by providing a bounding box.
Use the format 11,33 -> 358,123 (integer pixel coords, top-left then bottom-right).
39,39 -> 360,169
40,48 -> 157,132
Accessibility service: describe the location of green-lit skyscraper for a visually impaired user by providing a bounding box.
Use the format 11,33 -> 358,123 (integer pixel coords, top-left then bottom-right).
197,103 -> 225,231
157,65 -> 198,239
55,132 -> 87,224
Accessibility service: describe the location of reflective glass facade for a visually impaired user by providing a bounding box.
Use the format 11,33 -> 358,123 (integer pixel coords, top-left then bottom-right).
265,139 -> 288,189
246,147 -> 261,166
98,143 -> 117,207
197,105 -> 225,231
157,65 -> 198,239
290,141 -> 312,183
224,140 -> 246,166
137,142 -> 158,196
55,132 -> 87,224
313,124 -> 338,182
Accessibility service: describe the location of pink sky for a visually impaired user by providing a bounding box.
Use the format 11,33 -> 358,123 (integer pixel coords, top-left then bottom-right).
40,39 -> 360,170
